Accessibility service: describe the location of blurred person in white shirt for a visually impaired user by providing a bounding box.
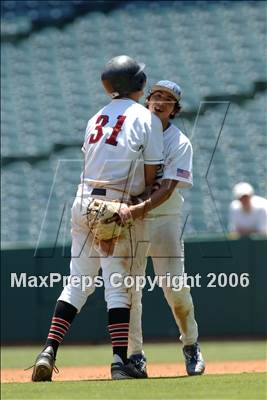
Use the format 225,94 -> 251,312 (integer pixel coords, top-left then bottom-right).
229,182 -> 267,236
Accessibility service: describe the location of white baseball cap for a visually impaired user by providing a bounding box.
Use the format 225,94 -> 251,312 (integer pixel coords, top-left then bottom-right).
149,80 -> 182,101
233,182 -> 254,199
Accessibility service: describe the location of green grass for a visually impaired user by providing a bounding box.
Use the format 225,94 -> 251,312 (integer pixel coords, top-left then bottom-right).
1,342 -> 266,400
1,341 -> 267,369
2,373 -> 267,400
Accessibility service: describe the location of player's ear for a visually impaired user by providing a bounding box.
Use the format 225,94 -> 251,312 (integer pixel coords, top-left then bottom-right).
170,102 -> 182,118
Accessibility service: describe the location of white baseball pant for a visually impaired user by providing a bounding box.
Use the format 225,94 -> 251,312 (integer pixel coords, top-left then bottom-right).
128,213 -> 198,355
59,185 -> 148,312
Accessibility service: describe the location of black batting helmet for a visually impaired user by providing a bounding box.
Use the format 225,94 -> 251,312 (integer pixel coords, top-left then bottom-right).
101,55 -> 147,98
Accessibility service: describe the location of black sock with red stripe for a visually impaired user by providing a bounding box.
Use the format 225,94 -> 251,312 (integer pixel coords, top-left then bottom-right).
45,300 -> 77,357
108,308 -> 130,364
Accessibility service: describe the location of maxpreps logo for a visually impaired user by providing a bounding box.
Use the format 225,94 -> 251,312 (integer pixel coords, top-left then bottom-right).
10,273 -> 103,290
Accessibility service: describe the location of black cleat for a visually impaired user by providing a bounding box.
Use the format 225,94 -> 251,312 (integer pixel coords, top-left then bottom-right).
111,359 -> 148,380
183,343 -> 205,376
129,353 -> 148,378
31,346 -> 56,382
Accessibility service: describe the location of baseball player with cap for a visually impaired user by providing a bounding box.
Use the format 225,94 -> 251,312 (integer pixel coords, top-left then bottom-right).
125,80 -> 205,377
31,55 -> 163,381
229,182 -> 267,236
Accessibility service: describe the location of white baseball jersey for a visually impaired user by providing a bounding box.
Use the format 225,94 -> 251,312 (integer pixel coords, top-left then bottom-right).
59,99 -> 163,313
81,99 -> 163,196
149,123 -> 193,215
229,195 -> 267,234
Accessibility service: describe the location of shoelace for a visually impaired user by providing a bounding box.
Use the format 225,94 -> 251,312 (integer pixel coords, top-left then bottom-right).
184,348 -> 199,362
131,358 -> 146,372
24,363 -> 59,374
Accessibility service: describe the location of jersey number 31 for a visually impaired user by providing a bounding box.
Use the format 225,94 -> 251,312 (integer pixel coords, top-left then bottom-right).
89,115 -> 126,146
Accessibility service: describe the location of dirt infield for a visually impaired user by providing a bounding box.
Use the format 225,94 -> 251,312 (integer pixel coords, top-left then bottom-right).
2,360 -> 266,383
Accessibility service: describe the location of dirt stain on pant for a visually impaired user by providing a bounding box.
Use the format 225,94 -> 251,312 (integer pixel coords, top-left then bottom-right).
174,304 -> 190,335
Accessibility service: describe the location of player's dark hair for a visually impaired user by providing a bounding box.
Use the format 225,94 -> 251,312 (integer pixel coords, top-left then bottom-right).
145,94 -> 182,119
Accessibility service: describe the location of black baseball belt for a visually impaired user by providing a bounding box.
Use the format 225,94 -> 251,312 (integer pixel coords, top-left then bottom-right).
91,188 -> 106,196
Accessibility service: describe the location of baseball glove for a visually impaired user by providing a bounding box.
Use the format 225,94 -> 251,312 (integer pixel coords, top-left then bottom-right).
85,199 -> 133,241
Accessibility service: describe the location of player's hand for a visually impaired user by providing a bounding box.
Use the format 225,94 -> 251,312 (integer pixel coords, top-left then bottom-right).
117,204 -> 133,226
129,201 -> 152,220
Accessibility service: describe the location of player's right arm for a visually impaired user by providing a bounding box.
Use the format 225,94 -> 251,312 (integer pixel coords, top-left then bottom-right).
144,164 -> 158,189
129,179 -> 177,219
130,130 -> 193,218
118,112 -> 163,224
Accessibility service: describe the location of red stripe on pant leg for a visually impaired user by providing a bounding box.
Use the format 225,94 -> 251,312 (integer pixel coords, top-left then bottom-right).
108,323 -> 129,330
50,325 -> 67,335
109,328 -> 129,333
110,332 -> 128,338
48,333 -> 62,343
52,317 -> 70,328
112,341 -> 128,346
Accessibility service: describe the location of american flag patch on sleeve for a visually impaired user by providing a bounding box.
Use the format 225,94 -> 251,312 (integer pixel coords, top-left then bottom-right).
177,168 -> 190,179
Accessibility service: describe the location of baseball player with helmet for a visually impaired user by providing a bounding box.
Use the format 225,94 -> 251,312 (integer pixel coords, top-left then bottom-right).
125,80 -> 205,377
31,55 -> 163,381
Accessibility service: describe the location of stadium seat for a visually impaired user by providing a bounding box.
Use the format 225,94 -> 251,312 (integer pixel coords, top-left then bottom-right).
2,1 -> 266,243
